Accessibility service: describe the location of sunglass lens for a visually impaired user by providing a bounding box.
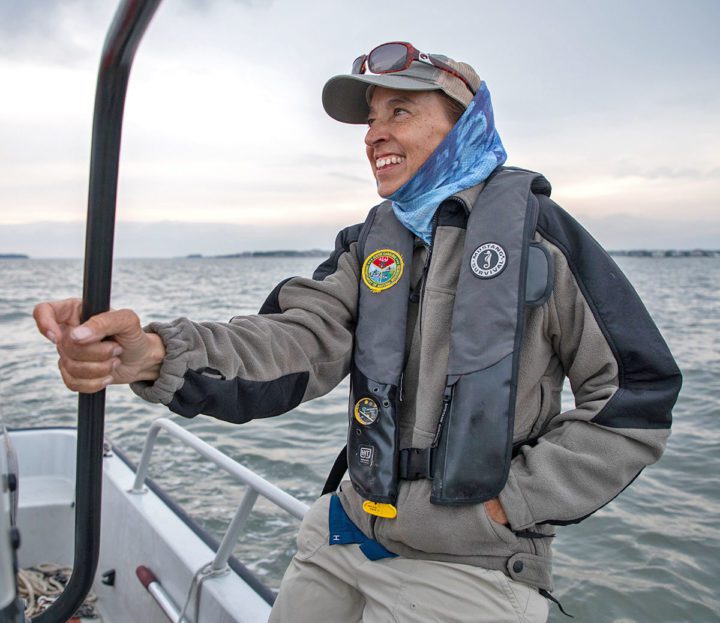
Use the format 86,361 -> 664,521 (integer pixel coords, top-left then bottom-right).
352,55 -> 367,74
368,43 -> 409,73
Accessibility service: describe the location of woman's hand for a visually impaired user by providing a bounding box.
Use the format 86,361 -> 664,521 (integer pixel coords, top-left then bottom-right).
484,498 -> 509,526
33,298 -> 166,393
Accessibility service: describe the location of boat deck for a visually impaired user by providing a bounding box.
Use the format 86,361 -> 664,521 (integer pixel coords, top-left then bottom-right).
10,423 -> 305,623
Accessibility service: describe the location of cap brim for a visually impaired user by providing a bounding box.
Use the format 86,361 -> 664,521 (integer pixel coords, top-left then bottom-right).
322,74 -> 442,124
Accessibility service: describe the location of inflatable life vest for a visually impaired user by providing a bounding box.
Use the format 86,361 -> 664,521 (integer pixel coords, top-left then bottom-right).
347,167 -> 553,508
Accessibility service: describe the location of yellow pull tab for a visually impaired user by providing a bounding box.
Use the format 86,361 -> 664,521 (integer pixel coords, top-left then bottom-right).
362,500 -> 397,519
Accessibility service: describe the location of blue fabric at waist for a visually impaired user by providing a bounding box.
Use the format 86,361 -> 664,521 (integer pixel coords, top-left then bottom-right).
328,494 -> 397,561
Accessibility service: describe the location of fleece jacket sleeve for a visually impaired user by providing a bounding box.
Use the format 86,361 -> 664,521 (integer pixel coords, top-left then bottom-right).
498,197 -> 682,530
129,225 -> 363,424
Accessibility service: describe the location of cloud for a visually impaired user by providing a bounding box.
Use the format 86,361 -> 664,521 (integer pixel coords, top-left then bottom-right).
327,171 -> 371,185
0,1 -> 111,65
0,220 -> 342,258
181,0 -> 270,8
614,166 -> 720,182
1,0 -> 718,253
579,214 -> 720,251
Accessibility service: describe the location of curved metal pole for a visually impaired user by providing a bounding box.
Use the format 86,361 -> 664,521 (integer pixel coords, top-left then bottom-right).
34,1 -> 161,621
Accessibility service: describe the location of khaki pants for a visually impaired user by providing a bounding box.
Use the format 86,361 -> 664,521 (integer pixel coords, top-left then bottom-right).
269,495 -> 549,623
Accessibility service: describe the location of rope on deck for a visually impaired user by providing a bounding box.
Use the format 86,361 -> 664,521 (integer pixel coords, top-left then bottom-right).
17,564 -> 99,620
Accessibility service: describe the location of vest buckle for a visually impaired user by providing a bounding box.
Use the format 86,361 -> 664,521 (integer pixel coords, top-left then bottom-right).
398,447 -> 434,481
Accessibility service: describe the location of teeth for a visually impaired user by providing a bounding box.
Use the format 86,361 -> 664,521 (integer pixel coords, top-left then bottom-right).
376,156 -> 405,169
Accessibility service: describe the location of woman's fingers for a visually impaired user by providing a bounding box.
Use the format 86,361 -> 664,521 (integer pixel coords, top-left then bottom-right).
33,301 -> 140,349
35,301 -> 155,390
60,355 -> 120,381
58,359 -> 114,394
33,298 -> 82,343
68,308 -> 143,346
58,336 -> 122,363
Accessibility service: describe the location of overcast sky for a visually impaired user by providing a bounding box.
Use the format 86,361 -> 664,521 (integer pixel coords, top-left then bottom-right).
1,0 -> 718,257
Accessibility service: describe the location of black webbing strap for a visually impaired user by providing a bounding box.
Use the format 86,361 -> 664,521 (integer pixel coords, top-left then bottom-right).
539,589 -> 574,618
398,447 -> 434,480
322,445 -> 437,495
321,445 -> 348,495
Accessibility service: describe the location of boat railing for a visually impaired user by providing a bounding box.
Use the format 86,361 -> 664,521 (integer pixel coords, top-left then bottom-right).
130,417 -> 309,574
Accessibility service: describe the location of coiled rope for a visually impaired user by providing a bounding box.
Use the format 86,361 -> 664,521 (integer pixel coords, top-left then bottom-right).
16,564 -> 99,619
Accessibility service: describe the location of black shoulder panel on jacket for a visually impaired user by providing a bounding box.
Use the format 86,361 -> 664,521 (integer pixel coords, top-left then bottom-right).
536,196 -> 682,430
312,222 -> 363,282
258,277 -> 293,315
168,367 -> 309,423
437,198 -> 468,229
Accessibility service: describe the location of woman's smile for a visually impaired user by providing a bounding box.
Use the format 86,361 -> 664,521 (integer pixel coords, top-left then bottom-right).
365,88 -> 452,197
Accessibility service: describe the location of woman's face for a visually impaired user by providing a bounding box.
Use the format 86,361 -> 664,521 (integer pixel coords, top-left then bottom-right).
365,87 -> 453,197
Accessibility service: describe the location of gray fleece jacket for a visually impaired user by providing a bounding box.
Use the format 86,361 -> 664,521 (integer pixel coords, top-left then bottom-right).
132,176 -> 681,590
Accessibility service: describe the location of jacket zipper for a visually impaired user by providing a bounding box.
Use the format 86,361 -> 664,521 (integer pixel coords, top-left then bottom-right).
431,385 -> 453,447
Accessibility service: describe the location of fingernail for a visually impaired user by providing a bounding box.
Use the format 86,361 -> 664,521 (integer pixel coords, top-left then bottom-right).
112,359 -> 120,369
102,376 -> 114,387
112,346 -> 123,356
71,326 -> 93,341
46,330 -> 57,344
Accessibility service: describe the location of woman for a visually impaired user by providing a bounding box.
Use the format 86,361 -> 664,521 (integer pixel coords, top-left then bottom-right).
34,43 -> 681,622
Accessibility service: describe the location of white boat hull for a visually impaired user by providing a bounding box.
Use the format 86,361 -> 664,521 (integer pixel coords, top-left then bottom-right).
11,428 -> 276,623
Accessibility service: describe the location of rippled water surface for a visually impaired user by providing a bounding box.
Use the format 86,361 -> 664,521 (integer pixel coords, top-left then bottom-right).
1,256 -> 718,622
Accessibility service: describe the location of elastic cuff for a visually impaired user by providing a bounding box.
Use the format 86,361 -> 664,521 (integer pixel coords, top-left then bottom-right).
498,468 -> 536,531
129,321 -> 193,404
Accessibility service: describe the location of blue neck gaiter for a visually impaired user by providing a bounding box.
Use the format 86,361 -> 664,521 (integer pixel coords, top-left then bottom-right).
388,81 -> 507,244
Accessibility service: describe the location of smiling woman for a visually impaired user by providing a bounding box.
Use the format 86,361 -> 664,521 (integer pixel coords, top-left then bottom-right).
33,38 -> 682,623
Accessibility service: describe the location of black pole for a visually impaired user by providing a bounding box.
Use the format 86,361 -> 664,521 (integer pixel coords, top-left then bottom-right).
33,1 -> 161,621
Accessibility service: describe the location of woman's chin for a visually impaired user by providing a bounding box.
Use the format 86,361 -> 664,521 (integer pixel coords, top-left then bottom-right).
376,179 -> 403,198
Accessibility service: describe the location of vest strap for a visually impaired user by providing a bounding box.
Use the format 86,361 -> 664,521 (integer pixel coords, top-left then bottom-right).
398,447 -> 435,481
322,445 -> 349,495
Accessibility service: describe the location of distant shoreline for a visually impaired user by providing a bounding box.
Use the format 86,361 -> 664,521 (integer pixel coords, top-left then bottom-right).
3,249 -> 719,260
608,249 -> 719,258
185,248 -> 720,259
186,250 -> 331,259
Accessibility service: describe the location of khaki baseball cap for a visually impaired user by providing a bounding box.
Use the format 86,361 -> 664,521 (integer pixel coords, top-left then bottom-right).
322,53 -> 481,124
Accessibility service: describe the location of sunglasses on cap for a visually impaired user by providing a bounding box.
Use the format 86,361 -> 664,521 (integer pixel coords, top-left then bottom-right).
352,41 -> 476,95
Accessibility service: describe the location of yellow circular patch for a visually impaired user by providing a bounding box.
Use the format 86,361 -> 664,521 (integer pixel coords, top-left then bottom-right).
354,397 -> 380,425
362,249 -> 404,293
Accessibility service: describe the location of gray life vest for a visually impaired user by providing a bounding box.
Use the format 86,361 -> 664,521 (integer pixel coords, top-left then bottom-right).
347,167 -> 553,506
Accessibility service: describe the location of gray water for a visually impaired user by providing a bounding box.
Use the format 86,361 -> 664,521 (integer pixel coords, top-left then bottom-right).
0,256 -> 718,622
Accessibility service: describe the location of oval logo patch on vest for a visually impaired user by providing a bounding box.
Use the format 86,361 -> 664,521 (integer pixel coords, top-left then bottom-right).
362,249 -> 404,292
354,398 -> 379,425
470,243 -> 507,279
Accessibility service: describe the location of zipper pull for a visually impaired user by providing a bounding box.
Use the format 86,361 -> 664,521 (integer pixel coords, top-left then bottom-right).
440,386 -> 453,418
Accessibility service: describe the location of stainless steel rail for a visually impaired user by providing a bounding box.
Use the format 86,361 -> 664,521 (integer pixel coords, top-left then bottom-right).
131,418 -> 308,572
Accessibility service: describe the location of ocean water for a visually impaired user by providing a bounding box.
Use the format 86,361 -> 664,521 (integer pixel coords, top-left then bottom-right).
0,255 -> 718,622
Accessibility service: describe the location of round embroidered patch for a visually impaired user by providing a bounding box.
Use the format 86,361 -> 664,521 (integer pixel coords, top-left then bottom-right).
362,249 -> 404,292
470,243 -> 507,279
354,397 -> 380,426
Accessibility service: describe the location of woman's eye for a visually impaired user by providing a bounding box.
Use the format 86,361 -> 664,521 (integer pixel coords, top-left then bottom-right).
393,108 -> 408,117
367,117 -> 375,127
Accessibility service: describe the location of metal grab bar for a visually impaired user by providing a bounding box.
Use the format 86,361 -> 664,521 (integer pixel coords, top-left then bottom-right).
131,418 -> 308,572
33,2 -> 162,621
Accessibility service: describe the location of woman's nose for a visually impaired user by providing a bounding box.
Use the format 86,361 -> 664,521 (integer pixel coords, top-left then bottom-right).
365,120 -> 388,147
